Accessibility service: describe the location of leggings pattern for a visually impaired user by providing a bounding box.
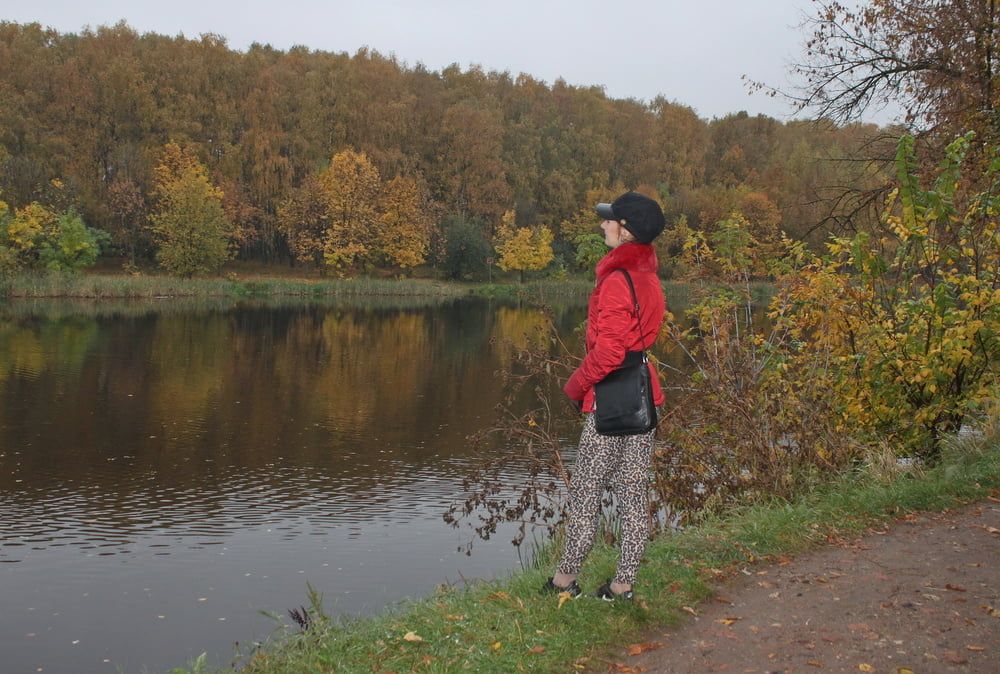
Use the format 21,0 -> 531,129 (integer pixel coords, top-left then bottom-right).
557,414 -> 654,585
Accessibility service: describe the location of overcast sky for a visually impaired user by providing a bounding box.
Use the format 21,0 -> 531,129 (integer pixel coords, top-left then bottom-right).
3,0 -> 892,123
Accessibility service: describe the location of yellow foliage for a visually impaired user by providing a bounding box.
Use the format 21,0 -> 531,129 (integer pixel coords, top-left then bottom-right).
495,210 -> 555,280
319,149 -> 380,274
377,175 -> 433,268
148,143 -> 232,276
769,134 -> 999,454
8,202 -> 57,251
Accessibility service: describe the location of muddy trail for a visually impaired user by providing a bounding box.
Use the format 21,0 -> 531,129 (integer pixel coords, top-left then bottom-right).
604,501 -> 1000,674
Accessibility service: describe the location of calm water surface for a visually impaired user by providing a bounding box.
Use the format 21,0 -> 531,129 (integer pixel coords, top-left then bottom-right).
0,296 -> 589,674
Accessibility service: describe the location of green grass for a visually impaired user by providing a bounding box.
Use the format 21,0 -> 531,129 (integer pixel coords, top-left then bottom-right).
171,422 -> 1000,674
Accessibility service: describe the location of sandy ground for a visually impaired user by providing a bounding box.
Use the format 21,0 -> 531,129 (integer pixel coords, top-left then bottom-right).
604,500 -> 1000,674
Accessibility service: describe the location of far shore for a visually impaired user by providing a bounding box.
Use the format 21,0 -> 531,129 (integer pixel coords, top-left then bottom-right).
0,269 -> 597,301
1,266 -> 775,305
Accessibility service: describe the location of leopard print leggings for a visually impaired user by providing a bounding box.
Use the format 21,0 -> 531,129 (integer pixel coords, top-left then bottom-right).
557,413 -> 655,586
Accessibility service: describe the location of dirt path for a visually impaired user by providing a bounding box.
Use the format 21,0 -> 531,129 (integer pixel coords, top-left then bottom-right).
616,501 -> 1000,674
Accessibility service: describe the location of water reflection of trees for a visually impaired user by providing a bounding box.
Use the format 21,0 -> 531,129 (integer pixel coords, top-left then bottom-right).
0,294 -> 766,552
0,300 -> 582,550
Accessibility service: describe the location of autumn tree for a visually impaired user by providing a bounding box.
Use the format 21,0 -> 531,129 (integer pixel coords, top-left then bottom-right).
320,149 -> 380,274
789,0 -> 999,143
495,210 -> 555,282
277,174 -> 329,268
377,174 -> 434,269
148,143 -> 232,277
439,102 -> 512,228
107,175 -> 147,266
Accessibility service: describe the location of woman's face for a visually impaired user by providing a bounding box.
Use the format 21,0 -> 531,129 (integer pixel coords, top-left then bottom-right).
600,219 -> 631,248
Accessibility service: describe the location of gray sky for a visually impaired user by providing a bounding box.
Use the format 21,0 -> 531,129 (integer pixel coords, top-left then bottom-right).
4,0 -> 889,122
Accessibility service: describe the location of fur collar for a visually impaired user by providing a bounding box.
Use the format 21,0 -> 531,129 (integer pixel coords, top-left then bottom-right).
595,242 -> 658,280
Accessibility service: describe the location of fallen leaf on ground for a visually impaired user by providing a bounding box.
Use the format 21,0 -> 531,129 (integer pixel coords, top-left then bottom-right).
528,646 -> 545,654
858,664 -> 875,672
806,660 -> 822,668
491,641 -> 502,651
966,644 -> 985,651
946,583 -> 967,592
626,642 -> 662,656
444,614 -> 465,621
943,650 -> 969,664
777,555 -> 792,565
894,668 -> 915,674
557,591 -> 574,609
681,606 -> 697,616
716,617 -> 741,626
486,591 -> 511,601
402,632 -> 423,643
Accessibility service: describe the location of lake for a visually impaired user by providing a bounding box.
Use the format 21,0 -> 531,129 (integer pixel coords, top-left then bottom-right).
0,286 -> 764,674
0,295 -> 596,674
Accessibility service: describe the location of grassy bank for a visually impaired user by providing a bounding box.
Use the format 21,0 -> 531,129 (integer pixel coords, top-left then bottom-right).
1,271 -> 597,301
2,272 -> 773,307
2,271 -> 469,299
171,422 -> 1000,674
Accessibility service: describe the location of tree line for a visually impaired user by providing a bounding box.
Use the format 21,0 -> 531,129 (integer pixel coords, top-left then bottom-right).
0,20 -> 885,278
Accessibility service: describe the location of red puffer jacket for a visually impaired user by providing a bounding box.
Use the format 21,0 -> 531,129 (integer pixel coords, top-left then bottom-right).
563,242 -> 665,413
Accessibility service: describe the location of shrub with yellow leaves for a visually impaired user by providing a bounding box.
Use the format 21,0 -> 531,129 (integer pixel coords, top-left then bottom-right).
0,195 -> 107,275
781,133 -> 999,457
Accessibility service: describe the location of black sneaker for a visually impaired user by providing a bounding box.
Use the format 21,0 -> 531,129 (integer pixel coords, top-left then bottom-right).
541,577 -> 581,597
594,580 -> 634,602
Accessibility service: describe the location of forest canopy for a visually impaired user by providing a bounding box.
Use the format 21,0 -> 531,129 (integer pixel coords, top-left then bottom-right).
0,20 -> 886,276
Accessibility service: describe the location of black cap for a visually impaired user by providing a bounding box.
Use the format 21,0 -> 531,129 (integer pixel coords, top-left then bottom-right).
594,192 -> 665,243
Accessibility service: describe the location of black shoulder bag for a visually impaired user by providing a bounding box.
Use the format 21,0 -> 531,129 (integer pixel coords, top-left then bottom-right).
593,269 -> 658,436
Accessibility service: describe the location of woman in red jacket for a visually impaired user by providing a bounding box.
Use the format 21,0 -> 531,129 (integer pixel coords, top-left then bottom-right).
544,191 -> 666,601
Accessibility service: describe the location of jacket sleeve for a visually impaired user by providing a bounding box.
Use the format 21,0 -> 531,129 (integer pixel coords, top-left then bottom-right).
563,273 -> 635,400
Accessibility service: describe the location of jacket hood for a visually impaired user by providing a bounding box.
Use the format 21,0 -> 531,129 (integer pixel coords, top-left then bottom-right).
595,242 -> 658,280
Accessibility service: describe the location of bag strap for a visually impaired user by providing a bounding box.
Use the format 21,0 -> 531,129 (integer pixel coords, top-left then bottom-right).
613,269 -> 652,353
